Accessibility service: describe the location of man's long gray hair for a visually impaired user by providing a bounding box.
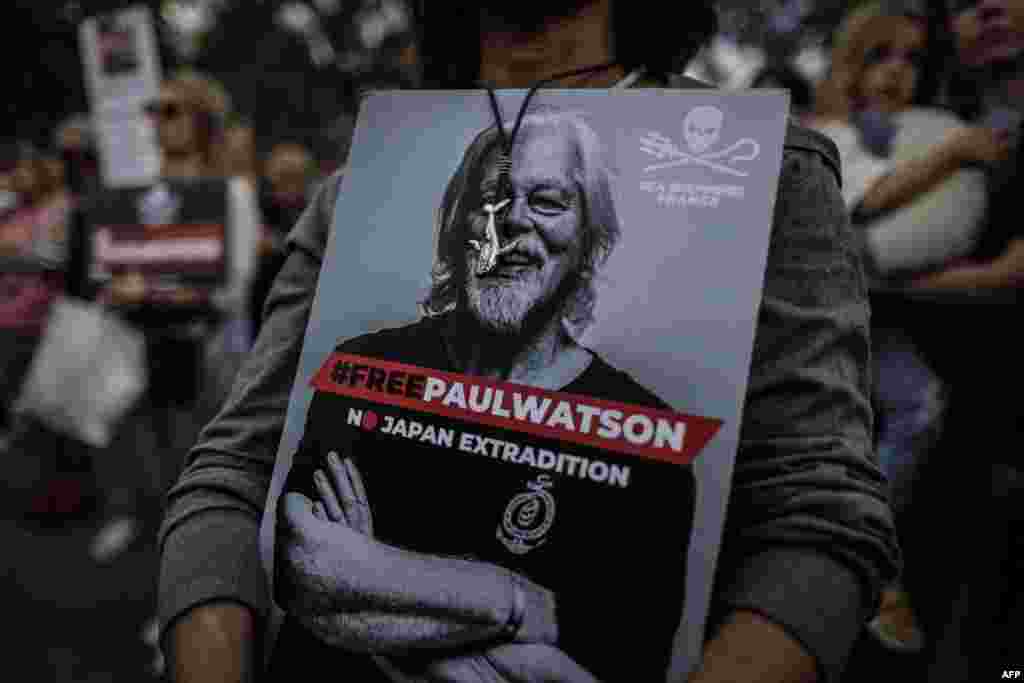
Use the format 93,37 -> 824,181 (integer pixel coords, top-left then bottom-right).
421,107 -> 621,339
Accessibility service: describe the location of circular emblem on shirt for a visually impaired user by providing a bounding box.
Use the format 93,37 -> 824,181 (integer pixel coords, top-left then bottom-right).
497,474 -> 556,555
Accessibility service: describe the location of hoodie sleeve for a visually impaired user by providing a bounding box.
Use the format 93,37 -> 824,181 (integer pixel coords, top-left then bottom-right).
157,170 -> 342,646
706,126 -> 901,683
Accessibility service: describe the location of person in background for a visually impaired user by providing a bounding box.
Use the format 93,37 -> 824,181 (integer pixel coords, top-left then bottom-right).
36,147 -> 73,255
808,2 -> 1005,215
159,2 -> 900,682
807,1 -> 1012,653
0,143 -> 19,445
925,0 -> 1024,291
252,142 -> 318,337
0,141 -> 86,522
71,70 -> 262,563
54,115 -> 100,200
911,0 -> 1024,672
0,143 -> 18,221
261,142 -> 317,239
2,143 -> 73,263
0,144 -> 45,438
223,120 -> 259,181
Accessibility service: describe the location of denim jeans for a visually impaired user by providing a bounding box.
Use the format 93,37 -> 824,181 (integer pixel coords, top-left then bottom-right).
873,327 -> 946,516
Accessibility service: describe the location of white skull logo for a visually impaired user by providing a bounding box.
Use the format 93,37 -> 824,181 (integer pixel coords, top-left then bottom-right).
683,106 -> 724,156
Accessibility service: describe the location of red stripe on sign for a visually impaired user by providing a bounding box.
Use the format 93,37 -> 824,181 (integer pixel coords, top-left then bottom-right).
96,223 -> 225,240
108,263 -> 223,275
310,352 -> 722,466
94,229 -> 224,266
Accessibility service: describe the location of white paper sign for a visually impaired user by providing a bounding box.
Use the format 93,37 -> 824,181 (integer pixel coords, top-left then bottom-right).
79,5 -> 163,187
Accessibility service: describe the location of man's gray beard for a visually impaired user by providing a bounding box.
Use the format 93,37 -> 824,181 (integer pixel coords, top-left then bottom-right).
465,277 -> 539,336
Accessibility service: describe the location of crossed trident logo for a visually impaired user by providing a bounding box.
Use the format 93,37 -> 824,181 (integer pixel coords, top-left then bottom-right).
640,105 -> 761,178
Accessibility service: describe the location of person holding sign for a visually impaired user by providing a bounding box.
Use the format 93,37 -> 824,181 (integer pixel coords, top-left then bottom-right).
159,3 -> 900,683
1,142 -> 84,521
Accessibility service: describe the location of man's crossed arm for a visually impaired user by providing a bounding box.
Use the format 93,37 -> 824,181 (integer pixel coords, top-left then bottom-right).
275,451 -> 598,682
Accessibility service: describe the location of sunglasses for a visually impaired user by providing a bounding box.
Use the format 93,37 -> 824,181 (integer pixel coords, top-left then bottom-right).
144,100 -> 187,120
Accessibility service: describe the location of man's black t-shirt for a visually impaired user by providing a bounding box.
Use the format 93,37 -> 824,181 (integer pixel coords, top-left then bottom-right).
274,313 -> 697,681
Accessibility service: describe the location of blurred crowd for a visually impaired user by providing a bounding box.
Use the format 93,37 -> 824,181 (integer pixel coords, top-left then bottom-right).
2,0 -> 1023,680
758,0 -> 1024,673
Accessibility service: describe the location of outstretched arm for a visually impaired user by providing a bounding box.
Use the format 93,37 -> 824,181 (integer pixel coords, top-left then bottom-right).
858,124 -> 1009,215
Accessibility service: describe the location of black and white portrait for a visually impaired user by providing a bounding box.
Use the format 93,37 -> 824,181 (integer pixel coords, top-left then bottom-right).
273,106 -> 697,682
260,89 -> 788,682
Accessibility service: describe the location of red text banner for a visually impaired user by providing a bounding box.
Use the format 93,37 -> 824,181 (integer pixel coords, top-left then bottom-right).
311,352 -> 723,466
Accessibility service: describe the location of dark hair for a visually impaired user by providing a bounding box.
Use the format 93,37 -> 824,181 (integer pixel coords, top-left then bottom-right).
423,107 -> 620,338
413,1 -> 719,87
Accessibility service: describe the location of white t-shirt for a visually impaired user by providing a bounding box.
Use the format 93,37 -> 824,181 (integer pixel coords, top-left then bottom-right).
811,119 -> 892,210
813,110 -> 988,275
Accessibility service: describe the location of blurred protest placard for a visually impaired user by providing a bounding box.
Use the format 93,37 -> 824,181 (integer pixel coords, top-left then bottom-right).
79,5 -> 162,187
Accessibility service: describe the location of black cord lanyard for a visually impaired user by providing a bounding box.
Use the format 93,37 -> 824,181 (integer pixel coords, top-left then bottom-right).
482,60 -> 621,197
469,61 -> 623,274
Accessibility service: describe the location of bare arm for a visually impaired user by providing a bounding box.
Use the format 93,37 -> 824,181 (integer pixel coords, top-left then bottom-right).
168,603 -> 259,683
911,237 -> 1024,290
859,125 -> 1009,215
688,611 -> 817,683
